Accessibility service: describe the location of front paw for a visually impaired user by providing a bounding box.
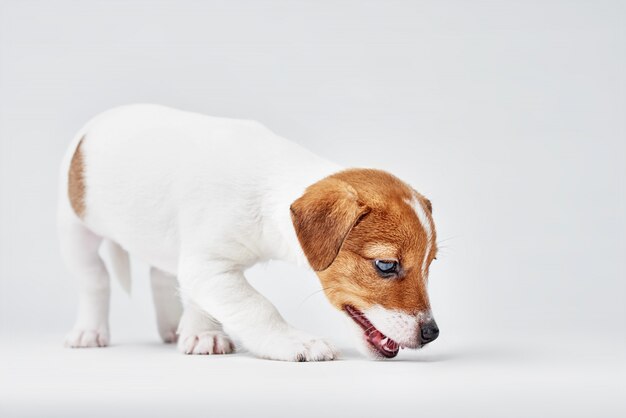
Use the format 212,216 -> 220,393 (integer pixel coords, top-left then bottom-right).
178,330 -> 235,355
253,330 -> 338,362
65,327 -> 109,348
158,327 -> 179,344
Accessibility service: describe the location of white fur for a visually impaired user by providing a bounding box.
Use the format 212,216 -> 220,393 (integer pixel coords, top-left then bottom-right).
407,196 -> 434,278
364,305 -> 430,349
101,240 -> 131,294
59,203 -> 110,348
58,104 -> 341,360
150,267 -> 183,343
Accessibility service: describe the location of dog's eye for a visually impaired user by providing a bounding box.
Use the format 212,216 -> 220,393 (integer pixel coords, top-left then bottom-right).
374,259 -> 399,276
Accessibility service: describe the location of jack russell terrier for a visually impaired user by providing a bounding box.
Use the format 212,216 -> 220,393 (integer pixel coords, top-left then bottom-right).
58,104 -> 439,361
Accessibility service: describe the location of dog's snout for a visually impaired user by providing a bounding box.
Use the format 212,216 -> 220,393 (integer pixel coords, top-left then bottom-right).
420,320 -> 439,344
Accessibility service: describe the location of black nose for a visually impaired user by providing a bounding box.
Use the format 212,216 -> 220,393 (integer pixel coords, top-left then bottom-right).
421,321 -> 439,344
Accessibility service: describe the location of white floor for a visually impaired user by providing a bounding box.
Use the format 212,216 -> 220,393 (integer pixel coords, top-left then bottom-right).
1,333 -> 624,418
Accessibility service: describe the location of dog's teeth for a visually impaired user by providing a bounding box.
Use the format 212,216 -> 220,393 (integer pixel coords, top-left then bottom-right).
381,337 -> 388,345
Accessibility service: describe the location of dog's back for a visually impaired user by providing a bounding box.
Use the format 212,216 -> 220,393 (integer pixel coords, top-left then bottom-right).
58,104 -> 333,272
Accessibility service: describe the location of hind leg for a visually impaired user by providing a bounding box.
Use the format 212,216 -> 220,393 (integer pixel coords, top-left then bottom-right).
150,267 -> 183,343
59,216 -> 110,348
177,303 -> 235,355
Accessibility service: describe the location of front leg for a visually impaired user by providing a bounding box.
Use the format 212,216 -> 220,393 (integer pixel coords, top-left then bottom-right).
178,258 -> 337,361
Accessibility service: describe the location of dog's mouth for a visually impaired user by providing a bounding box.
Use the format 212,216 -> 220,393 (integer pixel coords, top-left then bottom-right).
344,305 -> 400,358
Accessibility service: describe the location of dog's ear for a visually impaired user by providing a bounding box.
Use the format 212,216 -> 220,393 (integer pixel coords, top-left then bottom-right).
290,178 -> 370,271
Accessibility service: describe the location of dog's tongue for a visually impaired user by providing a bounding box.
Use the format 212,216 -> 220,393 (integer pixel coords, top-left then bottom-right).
367,329 -> 400,358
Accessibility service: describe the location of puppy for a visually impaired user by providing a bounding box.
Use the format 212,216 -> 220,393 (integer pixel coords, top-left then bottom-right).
59,104 -> 439,361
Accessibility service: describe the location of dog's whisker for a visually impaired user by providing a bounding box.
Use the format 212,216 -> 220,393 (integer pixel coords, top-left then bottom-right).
437,236 -> 459,245
297,286 -> 340,308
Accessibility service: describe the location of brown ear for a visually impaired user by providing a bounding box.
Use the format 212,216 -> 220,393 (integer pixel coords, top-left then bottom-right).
290,178 -> 370,271
424,198 -> 432,213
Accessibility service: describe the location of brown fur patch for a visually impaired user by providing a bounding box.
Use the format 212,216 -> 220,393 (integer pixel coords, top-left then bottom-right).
68,138 -> 86,218
290,178 -> 370,271
291,169 -> 437,314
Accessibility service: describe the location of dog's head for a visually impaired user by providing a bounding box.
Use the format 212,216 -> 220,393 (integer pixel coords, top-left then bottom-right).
290,169 -> 439,359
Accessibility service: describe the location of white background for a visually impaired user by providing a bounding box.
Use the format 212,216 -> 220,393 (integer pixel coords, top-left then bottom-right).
1,1 -> 624,417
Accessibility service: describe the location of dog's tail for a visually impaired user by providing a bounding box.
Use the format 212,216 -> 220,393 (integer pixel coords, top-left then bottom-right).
101,239 -> 131,294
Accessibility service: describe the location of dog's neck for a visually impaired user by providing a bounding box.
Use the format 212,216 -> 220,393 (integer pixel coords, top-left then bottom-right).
260,144 -> 342,267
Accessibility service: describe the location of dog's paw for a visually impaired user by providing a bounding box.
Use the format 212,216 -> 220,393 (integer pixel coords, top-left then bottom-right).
178,331 -> 235,355
65,327 -> 109,348
159,328 -> 179,344
254,331 -> 338,362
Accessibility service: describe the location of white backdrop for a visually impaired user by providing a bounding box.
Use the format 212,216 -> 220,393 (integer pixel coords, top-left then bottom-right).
0,1 -> 624,417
